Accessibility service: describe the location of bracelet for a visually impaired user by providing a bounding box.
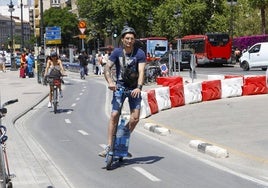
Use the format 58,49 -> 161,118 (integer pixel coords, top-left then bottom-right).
137,84 -> 143,90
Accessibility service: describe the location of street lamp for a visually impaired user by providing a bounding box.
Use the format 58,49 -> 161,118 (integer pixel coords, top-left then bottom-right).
147,12 -> 153,36
40,0 -> 44,47
173,8 -> 182,37
8,0 -> 15,71
227,0 -> 237,40
173,7 -> 182,76
106,23 -> 112,46
37,0 -> 45,84
20,0 -> 24,51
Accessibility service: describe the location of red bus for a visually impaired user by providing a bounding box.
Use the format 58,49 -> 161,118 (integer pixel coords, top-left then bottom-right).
137,37 -> 168,62
179,33 -> 233,65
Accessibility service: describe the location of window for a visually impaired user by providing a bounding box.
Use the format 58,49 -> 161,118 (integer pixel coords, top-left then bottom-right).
249,44 -> 261,53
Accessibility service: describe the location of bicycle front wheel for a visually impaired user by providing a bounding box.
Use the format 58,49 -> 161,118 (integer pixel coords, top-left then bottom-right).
53,88 -> 58,114
0,144 -> 7,188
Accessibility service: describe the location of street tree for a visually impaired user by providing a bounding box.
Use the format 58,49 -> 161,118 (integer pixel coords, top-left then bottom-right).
43,7 -> 79,47
248,0 -> 268,34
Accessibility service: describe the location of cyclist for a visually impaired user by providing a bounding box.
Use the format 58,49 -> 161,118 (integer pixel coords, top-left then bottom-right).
44,51 -> 65,108
99,26 -> 146,157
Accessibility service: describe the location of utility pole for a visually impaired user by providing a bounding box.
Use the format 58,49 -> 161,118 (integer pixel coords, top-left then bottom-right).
21,0 -> 24,52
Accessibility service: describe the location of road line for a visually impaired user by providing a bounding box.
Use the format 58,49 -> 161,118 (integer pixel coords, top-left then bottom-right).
67,110 -> 72,114
78,130 -> 89,135
65,119 -> 71,124
71,103 -> 76,107
132,166 -> 161,182
76,97 -> 80,101
79,93 -> 83,95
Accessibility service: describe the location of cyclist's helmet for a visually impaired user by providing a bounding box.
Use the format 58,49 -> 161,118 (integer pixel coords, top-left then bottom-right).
50,51 -> 57,57
121,26 -> 136,38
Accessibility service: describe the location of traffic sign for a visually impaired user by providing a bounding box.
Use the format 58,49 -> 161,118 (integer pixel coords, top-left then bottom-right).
78,20 -> 86,28
79,34 -> 86,39
45,26 -> 61,44
78,20 -> 87,34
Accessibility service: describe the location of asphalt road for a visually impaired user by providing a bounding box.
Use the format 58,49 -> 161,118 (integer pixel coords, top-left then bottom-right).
18,73 -> 268,188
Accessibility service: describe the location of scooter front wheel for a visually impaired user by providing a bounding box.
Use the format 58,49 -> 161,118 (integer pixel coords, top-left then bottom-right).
119,157 -> 123,162
106,155 -> 113,170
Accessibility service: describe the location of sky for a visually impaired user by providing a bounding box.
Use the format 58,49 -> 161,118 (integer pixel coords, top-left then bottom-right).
0,0 -> 32,6
0,0 -> 17,6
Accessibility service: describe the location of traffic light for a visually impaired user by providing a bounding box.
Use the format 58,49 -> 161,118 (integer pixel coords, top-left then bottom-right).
227,0 -> 237,4
113,27 -> 118,39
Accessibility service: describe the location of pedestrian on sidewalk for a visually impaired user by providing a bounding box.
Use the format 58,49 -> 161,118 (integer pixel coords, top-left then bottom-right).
96,53 -> 103,75
0,53 -> 6,72
19,52 -> 27,78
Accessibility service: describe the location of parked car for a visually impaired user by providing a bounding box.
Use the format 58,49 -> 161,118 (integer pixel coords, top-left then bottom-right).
0,51 -> 11,67
157,49 -> 194,71
240,42 -> 268,71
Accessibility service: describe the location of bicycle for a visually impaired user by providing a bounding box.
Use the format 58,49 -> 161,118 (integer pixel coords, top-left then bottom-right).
47,75 -> 65,114
105,87 -> 131,170
0,99 -> 18,188
144,61 -> 162,84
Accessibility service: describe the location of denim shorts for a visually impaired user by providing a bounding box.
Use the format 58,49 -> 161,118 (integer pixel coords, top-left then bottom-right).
111,86 -> 142,113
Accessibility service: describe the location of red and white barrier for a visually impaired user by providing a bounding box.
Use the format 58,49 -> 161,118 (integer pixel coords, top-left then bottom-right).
243,75 -> 267,95
140,91 -> 151,119
154,87 -> 172,111
221,77 -> 243,98
139,74 -> 268,119
146,89 -> 159,115
184,82 -> 202,104
201,80 -> 221,101
169,84 -> 185,107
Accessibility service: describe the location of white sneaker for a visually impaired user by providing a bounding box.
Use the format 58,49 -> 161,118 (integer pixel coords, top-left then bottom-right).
48,102 -> 52,108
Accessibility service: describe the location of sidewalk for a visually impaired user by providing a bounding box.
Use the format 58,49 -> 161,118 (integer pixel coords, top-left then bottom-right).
0,70 -> 74,188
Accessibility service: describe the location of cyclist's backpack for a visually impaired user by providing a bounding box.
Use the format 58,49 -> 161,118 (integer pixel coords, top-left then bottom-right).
49,67 -> 61,78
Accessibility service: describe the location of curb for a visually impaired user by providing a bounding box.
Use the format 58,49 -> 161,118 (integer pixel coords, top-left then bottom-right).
144,123 -> 170,136
189,140 -> 229,158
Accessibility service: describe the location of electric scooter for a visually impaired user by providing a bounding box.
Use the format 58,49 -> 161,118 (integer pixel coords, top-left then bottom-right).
105,87 -> 131,170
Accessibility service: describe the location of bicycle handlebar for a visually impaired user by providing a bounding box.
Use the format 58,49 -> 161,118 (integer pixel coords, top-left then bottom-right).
2,99 -> 18,108
0,99 -> 18,118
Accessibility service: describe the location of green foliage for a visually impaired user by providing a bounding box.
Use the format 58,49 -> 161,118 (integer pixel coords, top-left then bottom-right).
49,0 -> 268,48
43,7 -> 79,47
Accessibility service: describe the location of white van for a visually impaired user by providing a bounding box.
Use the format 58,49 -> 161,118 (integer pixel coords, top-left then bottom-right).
240,42 -> 268,71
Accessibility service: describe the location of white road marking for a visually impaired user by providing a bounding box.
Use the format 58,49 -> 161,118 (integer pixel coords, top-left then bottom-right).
82,89 -> 85,92
76,97 -> 80,101
79,93 -> 83,95
65,119 -> 71,124
78,130 -> 89,135
67,110 -> 72,114
83,86 -> 87,89
71,103 -> 76,107
132,166 -> 161,182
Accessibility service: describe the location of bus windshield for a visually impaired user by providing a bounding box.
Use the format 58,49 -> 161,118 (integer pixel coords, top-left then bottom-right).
207,33 -> 230,46
182,39 -> 205,53
138,37 -> 168,61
